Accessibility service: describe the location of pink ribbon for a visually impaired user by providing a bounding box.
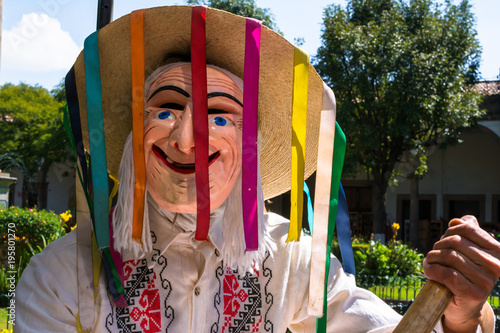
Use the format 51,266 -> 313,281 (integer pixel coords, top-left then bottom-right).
242,18 -> 262,251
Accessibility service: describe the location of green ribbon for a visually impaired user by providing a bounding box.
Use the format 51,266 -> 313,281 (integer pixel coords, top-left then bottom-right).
63,105 -> 93,215
84,31 -> 110,249
316,122 -> 346,332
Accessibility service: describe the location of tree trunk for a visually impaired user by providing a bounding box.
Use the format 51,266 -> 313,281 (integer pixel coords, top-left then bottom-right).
21,178 -> 29,208
372,174 -> 388,243
0,0 -> 3,80
36,169 -> 48,209
409,176 -> 420,249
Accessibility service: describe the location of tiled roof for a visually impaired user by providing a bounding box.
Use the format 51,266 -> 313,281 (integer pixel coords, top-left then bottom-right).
475,80 -> 500,96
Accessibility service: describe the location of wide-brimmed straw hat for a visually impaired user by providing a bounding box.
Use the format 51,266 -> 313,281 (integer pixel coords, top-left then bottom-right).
71,5 -> 325,200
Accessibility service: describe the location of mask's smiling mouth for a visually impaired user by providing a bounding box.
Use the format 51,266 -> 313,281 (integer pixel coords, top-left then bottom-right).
152,145 -> 220,174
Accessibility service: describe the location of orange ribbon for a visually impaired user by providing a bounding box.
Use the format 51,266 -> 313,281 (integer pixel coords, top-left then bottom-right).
130,9 -> 146,244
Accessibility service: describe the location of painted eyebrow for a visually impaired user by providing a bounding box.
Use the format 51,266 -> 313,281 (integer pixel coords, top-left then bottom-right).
207,92 -> 243,107
147,85 -> 190,102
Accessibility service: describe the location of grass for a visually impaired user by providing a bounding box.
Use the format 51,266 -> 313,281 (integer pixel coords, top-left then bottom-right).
366,282 -> 500,309
0,308 -> 12,332
368,285 -> 422,302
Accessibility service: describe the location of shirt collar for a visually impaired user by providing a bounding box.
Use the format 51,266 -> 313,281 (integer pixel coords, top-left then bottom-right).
143,197 -> 226,269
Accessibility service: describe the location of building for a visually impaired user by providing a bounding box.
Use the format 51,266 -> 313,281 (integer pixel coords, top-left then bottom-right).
346,80 -> 500,252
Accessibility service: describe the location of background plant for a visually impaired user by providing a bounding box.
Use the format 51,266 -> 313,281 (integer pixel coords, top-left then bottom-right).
0,82 -> 69,209
0,207 -> 68,297
333,237 -> 424,285
353,239 -> 424,285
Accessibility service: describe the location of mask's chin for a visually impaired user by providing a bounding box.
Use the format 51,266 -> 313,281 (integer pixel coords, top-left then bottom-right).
149,185 -> 229,215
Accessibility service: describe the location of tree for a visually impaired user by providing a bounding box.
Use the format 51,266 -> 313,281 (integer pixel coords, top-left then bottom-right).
0,82 -> 69,209
315,0 -> 484,244
186,0 -> 281,33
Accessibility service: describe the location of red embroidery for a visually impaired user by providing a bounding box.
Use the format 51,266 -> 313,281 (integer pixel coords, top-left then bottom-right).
128,271 -> 161,333
251,316 -> 263,332
123,259 -> 143,280
222,267 -> 265,332
223,273 -> 249,317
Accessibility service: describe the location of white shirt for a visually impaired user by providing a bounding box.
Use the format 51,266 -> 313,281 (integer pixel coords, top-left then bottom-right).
16,212 -> 457,333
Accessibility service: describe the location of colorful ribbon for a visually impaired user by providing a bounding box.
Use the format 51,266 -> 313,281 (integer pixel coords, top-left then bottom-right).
308,86 -> 336,317
107,208 -> 126,307
316,122 -> 346,331
65,66 -> 89,196
130,9 -> 146,245
191,6 -> 211,241
305,179 -> 355,275
337,183 -> 355,275
287,47 -> 309,242
63,105 -> 92,215
84,31 -> 110,249
242,18 -> 262,251
304,181 -> 314,234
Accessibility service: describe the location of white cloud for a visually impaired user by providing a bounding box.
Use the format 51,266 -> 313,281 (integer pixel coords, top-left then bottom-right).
2,13 -> 80,72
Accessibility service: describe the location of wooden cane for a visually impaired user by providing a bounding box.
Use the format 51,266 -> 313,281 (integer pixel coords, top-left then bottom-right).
393,280 -> 453,333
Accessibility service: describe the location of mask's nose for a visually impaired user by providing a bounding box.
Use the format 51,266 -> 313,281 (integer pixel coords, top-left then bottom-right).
168,104 -> 195,153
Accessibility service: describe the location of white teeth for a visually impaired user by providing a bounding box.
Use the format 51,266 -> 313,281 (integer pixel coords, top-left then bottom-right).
166,156 -> 174,164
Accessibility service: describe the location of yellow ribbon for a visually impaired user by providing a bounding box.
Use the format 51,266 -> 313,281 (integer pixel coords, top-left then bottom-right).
92,232 -> 101,302
108,173 -> 119,211
287,47 -> 309,242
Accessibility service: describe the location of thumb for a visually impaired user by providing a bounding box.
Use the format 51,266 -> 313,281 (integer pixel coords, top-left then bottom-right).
448,215 -> 479,228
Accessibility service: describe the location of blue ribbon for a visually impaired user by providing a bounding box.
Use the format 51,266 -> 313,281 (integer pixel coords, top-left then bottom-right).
337,183 -> 355,275
304,181 -> 314,233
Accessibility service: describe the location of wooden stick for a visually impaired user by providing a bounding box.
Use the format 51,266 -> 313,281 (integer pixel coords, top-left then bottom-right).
393,280 -> 453,333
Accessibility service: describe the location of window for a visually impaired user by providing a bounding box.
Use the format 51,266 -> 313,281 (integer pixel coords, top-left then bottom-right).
493,195 -> 500,223
396,194 -> 436,243
443,195 -> 485,222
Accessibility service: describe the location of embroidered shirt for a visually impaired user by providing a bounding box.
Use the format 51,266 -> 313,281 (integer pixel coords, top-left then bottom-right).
16,212 -> 460,332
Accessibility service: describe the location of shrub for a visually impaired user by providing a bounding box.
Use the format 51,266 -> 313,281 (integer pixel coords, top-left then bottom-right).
0,207 -> 69,297
354,239 -> 424,285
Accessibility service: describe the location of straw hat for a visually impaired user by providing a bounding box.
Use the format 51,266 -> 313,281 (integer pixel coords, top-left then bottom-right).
72,5 -> 325,199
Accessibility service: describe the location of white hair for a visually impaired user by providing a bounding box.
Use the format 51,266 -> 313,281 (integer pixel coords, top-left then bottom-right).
112,133 -> 152,256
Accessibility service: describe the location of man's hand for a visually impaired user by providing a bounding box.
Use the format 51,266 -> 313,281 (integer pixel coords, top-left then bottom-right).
423,215 -> 500,332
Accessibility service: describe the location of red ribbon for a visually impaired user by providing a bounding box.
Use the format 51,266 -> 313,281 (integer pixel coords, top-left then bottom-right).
191,6 -> 211,241
242,18 -> 262,251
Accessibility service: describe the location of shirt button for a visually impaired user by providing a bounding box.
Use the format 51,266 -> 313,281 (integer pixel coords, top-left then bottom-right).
215,249 -> 220,257
194,287 -> 200,296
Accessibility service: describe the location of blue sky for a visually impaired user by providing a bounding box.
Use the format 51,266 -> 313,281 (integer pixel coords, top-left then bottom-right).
1,0 -> 498,90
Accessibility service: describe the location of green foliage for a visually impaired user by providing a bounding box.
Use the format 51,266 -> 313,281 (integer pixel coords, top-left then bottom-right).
353,239 -> 424,285
315,0 -> 484,233
0,83 -> 70,207
186,0 -> 281,33
0,206 -> 67,251
0,206 -> 67,294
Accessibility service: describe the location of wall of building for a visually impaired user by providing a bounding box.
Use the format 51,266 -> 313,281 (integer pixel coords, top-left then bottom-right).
10,162 -> 75,214
386,123 -> 500,224
46,162 -> 76,214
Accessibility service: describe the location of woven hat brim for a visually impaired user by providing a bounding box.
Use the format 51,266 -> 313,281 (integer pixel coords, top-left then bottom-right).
73,6 -> 324,199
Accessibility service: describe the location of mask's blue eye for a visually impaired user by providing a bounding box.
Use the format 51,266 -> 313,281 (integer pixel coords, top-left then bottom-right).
158,111 -> 172,119
214,116 -> 227,126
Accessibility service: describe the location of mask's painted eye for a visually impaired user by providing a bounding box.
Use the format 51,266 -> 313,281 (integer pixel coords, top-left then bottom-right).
158,111 -> 175,120
212,116 -> 227,126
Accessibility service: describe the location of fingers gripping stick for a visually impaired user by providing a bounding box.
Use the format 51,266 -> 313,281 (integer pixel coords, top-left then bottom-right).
393,280 -> 453,333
